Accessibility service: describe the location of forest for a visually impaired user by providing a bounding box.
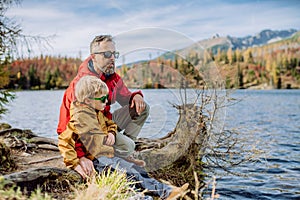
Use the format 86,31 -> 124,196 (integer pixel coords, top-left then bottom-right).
2,31 -> 300,90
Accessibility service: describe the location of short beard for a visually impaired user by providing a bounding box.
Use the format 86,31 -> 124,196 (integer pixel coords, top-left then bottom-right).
95,63 -> 115,76
103,67 -> 115,76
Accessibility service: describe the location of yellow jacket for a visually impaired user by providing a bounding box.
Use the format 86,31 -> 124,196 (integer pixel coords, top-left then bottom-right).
58,101 -> 117,169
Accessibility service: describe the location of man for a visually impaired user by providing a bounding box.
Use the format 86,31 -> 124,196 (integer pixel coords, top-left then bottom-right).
57,35 -> 149,176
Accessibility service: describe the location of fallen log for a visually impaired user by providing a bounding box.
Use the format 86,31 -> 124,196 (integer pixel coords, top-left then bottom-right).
135,104 -> 207,187
135,104 -> 206,168
3,167 -> 82,196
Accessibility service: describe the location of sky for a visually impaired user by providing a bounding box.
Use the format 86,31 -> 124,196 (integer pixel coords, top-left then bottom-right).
6,0 -> 300,64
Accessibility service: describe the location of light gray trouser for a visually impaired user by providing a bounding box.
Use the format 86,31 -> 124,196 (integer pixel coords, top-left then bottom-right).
113,103 -> 150,158
93,156 -> 171,199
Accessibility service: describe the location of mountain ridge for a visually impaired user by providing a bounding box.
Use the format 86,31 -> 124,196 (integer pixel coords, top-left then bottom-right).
156,29 -> 298,62
226,28 -> 298,49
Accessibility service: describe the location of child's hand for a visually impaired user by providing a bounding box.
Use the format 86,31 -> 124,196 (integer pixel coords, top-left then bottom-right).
78,157 -> 95,178
74,163 -> 91,179
105,132 -> 115,146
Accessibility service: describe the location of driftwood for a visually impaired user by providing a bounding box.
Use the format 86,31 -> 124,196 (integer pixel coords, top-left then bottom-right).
3,167 -> 82,197
37,144 -> 59,151
25,155 -> 62,165
0,126 -> 79,197
135,104 -> 207,187
135,104 -> 206,172
29,136 -> 58,146
0,104 -> 206,196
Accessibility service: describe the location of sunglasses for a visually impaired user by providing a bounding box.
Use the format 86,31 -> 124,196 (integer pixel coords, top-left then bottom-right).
89,94 -> 109,103
93,51 -> 119,59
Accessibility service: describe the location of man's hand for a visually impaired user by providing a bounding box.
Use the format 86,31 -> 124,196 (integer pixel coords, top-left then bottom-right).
130,94 -> 145,115
105,132 -> 115,146
78,157 -> 95,178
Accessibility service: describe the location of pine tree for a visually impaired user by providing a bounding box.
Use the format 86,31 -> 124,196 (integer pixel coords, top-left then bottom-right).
237,64 -> 243,88
0,0 -> 18,117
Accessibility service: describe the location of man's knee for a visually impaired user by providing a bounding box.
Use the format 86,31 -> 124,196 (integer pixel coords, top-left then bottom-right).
115,136 -> 136,157
143,102 -> 150,116
126,139 -> 136,155
139,102 -> 150,119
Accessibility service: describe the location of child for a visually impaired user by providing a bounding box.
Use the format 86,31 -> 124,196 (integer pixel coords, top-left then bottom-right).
58,76 -> 188,199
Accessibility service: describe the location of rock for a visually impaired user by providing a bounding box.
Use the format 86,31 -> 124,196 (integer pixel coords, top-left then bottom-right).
0,123 -> 11,131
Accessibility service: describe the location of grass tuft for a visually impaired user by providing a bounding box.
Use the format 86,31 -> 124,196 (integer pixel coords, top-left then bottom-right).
74,166 -> 142,200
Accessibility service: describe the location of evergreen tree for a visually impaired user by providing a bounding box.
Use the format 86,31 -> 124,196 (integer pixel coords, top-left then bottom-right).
175,55 -> 179,69
237,64 -> 243,88
232,50 -> 237,63
45,70 -> 52,89
0,0 -> 19,117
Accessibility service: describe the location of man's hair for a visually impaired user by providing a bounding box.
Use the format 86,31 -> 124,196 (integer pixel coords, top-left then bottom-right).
90,35 -> 113,54
75,75 -> 109,102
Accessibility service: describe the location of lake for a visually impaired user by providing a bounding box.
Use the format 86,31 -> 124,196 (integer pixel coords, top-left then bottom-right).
2,89 -> 300,199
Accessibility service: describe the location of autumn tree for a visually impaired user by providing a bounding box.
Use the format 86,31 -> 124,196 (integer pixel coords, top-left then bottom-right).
227,47 -> 233,64
244,49 -> 254,64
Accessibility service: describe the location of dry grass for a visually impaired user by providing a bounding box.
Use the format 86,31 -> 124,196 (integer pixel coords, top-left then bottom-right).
0,167 -> 145,200
72,167 -> 143,200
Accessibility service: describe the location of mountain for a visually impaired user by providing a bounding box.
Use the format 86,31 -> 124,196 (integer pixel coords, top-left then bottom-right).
227,28 -> 298,50
119,29 -> 298,67
162,29 -> 298,58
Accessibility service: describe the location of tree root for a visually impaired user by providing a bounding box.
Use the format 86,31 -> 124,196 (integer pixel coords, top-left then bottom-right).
29,137 -> 58,146
25,155 -> 62,165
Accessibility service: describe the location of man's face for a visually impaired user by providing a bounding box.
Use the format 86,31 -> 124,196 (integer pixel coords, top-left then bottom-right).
92,40 -> 116,75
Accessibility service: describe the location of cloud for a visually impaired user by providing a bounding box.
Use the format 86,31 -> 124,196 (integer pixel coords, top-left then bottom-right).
114,27 -> 198,65
5,0 -> 300,59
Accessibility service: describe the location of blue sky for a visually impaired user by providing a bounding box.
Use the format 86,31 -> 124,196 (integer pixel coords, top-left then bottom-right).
7,0 -> 300,63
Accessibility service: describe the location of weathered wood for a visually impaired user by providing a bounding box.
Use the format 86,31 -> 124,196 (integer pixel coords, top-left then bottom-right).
0,128 -> 23,135
37,144 -> 59,151
3,167 -> 82,192
135,104 -> 206,172
29,136 -> 58,146
25,155 -> 62,165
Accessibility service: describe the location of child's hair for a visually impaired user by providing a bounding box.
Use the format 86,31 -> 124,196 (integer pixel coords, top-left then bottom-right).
75,76 -> 108,102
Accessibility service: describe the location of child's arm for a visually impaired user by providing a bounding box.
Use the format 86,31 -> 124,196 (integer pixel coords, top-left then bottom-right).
58,122 -> 95,178
105,118 -> 117,146
106,118 -> 118,135
58,123 -> 80,169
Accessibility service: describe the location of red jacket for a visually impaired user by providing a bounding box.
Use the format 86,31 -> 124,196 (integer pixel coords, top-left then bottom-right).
57,56 -> 142,158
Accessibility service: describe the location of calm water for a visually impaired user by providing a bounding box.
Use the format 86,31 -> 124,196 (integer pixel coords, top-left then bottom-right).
2,89 -> 300,199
